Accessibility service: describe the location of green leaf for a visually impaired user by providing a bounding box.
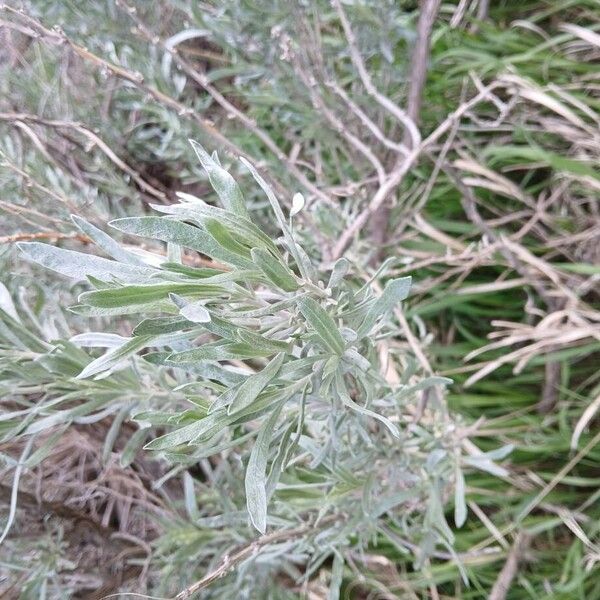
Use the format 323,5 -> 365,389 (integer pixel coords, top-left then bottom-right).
486,144 -> 600,182
167,341 -> 275,363
24,425 -> 69,468
240,157 -> 313,281
327,258 -> 350,291
161,263 -> 222,278
297,297 -> 345,355
328,552 -> 344,600
462,455 -> 508,477
205,218 -> 252,258
371,489 -> 420,518
426,482 -> 454,545
290,192 -> 305,216
102,407 -> 129,462
80,282 -> 226,309
183,472 -> 201,521
454,466 -> 467,527
71,215 -> 146,266
236,330 -> 291,354
295,243 -> 317,283
553,262 -> 600,275
17,242 -> 157,283
201,316 -> 244,340
0,305 -> 50,353
335,372 -> 399,438
109,216 -> 253,268
77,335 -> 155,379
278,356 -> 322,381
144,411 -> 228,450
251,248 -> 298,292
266,417 -> 297,498
178,300 -> 211,324
69,302 -> 175,318
133,316 -> 193,336
0,282 -> 21,322
169,194 -> 277,252
164,264 -> 261,284
245,403 -> 283,533
356,277 -> 412,338
70,332 -> 128,348
228,353 -> 285,415
120,427 -> 149,467
189,139 -> 249,217
230,376 -> 309,424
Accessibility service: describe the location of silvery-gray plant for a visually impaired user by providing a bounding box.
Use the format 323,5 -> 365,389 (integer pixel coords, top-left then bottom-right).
9,141 -> 503,596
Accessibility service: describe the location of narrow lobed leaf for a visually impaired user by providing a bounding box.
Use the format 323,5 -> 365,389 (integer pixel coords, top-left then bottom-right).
297,297 -> 345,355
245,403 -> 284,533
18,242 -> 157,283
251,248 -> 299,292
356,276 -> 412,339
189,139 -> 249,218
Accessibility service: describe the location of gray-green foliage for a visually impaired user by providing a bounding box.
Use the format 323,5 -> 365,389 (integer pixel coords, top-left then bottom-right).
2,0 -> 600,596
6,142 -> 469,595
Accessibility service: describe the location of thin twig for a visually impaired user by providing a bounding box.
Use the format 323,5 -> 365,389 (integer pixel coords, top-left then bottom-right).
326,80 -> 409,156
331,82 -> 500,259
331,0 -> 420,148
488,533 -> 530,600
0,200 -> 62,230
477,0 -> 490,21
537,360 -> 562,414
173,515 -> 342,599
0,148 -> 78,212
406,0 -> 442,132
292,61 -> 386,185
0,112 -> 167,202
369,0 -> 440,256
441,160 -> 558,304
